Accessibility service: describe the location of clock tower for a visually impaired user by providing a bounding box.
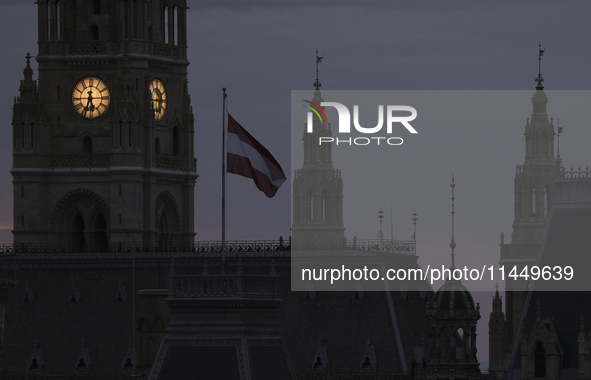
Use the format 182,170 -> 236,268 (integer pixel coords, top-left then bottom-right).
12,0 -> 197,250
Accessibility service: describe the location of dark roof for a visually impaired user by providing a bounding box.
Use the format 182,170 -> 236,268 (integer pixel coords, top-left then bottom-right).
2,257 -> 432,376
432,280 -> 475,311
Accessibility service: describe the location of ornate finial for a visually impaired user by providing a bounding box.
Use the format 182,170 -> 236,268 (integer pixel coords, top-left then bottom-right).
412,210 -> 418,242
449,175 -> 456,271
500,232 -> 505,245
495,283 -> 499,293
314,49 -> 324,90
23,52 -> 34,80
536,42 -> 545,90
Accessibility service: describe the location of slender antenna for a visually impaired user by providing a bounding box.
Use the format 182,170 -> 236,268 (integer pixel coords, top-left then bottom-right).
390,204 -> 394,241
450,176 -> 456,271
314,49 -> 324,90
222,88 -> 227,263
557,118 -> 563,157
377,207 -> 384,244
536,42 -> 545,90
412,210 -> 418,242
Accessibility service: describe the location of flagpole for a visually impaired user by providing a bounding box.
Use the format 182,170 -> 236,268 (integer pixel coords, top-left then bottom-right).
222,88 -> 227,264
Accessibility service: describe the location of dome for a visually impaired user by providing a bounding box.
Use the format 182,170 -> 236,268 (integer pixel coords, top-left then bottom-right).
431,280 -> 475,311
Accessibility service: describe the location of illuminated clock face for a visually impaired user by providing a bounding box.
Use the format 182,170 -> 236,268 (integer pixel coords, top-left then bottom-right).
149,79 -> 167,121
71,77 -> 110,119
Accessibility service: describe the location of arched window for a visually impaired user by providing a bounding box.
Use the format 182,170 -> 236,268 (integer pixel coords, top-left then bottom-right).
46,1 -> 51,40
123,0 -> 129,39
173,6 -> 178,45
534,342 -> 546,378
20,122 -> 25,149
531,187 -> 536,217
309,190 -> 313,221
118,121 -> 123,147
92,0 -> 101,15
163,6 -> 169,44
71,212 -> 85,252
172,126 -> 180,156
82,136 -> 92,154
30,122 -> 35,149
155,137 -> 160,155
90,24 -> 99,40
544,187 -> 549,217
56,1 -> 61,40
321,190 -> 326,221
92,212 -> 107,252
133,0 -> 138,39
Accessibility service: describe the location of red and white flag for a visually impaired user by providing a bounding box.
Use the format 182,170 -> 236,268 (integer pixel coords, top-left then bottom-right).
227,113 -> 286,198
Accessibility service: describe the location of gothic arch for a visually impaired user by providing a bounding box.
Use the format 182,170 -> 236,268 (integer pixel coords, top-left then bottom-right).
155,190 -> 181,233
51,189 -> 110,230
51,189 -> 110,251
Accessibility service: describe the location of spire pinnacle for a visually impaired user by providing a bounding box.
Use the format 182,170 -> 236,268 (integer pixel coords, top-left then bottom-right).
449,175 -> 456,271
536,42 -> 545,90
23,52 -> 33,80
314,49 -> 324,90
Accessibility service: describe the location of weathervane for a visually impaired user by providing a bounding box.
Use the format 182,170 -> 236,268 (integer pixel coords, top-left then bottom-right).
314,49 -> 324,90
536,42 -> 545,90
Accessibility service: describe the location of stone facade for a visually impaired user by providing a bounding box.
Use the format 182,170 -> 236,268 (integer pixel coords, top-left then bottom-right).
11,0 -> 197,249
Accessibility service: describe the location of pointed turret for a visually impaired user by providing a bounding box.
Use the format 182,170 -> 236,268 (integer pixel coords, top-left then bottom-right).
18,53 -> 38,103
292,51 -> 345,245
493,44 -> 557,377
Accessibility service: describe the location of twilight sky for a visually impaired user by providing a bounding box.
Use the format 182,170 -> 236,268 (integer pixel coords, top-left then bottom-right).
2,0 -> 591,368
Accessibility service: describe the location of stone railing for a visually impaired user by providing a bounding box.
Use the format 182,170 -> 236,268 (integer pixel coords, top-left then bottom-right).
155,156 -> 186,171
559,166 -> 591,179
0,239 -> 415,260
48,155 -> 110,169
0,240 -> 291,259
39,41 -> 187,60
292,239 -> 416,256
